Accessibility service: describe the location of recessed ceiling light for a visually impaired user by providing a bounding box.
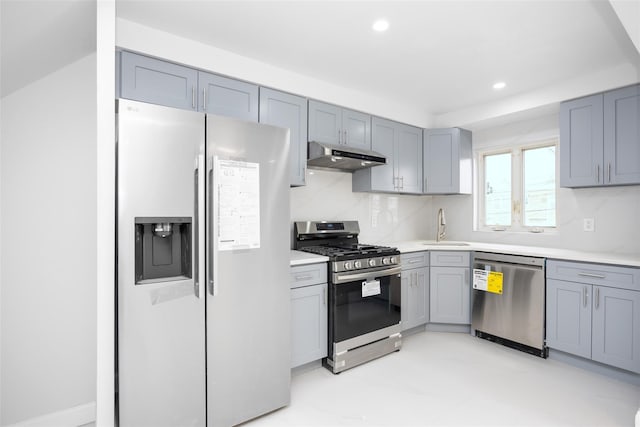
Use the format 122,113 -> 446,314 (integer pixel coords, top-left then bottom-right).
493,82 -> 506,90
372,19 -> 389,32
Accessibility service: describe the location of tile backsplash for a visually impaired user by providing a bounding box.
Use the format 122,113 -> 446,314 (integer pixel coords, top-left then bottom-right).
290,169 -> 433,246
289,168 -> 639,256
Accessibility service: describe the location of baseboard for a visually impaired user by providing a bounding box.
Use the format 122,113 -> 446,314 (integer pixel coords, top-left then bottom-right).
7,402 -> 96,427
548,349 -> 640,386
425,323 -> 471,333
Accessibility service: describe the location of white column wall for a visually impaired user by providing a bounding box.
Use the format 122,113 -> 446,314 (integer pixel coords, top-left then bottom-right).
0,54 -> 97,426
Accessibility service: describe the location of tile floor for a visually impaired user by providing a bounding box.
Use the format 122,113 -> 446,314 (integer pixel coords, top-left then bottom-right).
248,331 -> 640,426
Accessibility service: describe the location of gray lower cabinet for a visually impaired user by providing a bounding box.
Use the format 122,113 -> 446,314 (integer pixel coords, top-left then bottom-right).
308,100 -> 371,150
119,51 -> 198,111
546,260 -> 640,374
400,252 -> 429,331
429,251 -> 471,324
423,128 -> 472,194
591,285 -> 640,372
560,83 -> 640,188
352,117 -> 423,194
259,88 -> 308,186
290,263 -> 328,368
118,51 -> 259,121
546,279 -> 592,359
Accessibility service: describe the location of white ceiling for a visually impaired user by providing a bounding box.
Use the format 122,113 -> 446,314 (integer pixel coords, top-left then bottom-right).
2,0 -> 639,125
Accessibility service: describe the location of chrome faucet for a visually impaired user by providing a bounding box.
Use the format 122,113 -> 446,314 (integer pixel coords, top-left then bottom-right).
437,208 -> 446,242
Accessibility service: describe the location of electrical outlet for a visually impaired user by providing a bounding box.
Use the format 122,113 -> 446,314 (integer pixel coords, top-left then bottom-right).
583,218 -> 595,232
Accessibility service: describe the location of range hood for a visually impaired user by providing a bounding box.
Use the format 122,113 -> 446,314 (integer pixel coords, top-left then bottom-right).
307,141 -> 386,172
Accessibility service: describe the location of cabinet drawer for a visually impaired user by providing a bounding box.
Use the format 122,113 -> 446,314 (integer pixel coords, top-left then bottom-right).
546,260 -> 640,292
401,251 -> 429,269
430,251 -> 470,267
290,263 -> 327,289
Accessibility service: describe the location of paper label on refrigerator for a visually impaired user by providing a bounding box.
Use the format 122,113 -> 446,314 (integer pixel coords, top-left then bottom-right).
473,269 -> 503,294
362,279 -> 381,297
216,159 -> 260,251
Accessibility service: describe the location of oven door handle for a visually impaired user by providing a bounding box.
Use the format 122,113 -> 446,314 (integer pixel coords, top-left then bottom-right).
333,266 -> 402,284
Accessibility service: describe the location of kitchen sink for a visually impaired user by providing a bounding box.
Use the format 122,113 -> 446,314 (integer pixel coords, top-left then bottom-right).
422,241 -> 470,246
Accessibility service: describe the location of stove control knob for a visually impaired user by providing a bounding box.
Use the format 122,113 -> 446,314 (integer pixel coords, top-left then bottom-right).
344,261 -> 353,270
382,257 -> 390,265
389,256 -> 397,264
368,258 -> 376,267
354,260 -> 362,269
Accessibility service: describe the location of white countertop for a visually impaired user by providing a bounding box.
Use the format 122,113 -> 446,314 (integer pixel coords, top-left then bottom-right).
290,250 -> 329,266
392,240 -> 640,268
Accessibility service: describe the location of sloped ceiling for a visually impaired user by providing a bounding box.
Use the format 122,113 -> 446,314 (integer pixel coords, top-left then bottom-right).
0,0 -> 96,98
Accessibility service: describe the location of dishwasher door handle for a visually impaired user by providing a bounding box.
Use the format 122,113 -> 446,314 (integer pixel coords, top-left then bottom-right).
473,262 -> 543,273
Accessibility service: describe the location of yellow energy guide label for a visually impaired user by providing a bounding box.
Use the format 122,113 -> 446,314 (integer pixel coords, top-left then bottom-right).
473,269 -> 504,294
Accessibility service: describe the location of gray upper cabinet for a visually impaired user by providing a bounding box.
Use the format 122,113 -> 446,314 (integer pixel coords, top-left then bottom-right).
352,117 -> 422,194
603,85 -> 640,185
560,84 -> 640,188
119,51 -> 198,111
118,51 -> 258,122
198,72 -> 258,121
560,94 -> 604,187
423,128 -> 472,194
259,88 -> 308,186
342,109 -> 372,149
308,100 -> 371,149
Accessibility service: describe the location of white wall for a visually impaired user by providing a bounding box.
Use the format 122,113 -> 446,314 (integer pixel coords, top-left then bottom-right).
0,54 -> 97,425
291,169 -> 433,245
432,112 -> 640,255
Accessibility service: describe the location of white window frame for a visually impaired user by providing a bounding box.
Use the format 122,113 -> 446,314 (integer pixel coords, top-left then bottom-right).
476,138 -> 558,233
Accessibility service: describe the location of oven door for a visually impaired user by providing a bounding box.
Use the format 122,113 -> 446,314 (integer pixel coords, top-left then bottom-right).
330,266 -> 402,343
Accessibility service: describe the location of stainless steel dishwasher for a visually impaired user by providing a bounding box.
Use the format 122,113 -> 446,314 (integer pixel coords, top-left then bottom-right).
471,252 -> 547,357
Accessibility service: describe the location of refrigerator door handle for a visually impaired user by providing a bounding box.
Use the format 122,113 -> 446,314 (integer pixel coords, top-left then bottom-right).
207,156 -> 218,296
194,154 -> 205,298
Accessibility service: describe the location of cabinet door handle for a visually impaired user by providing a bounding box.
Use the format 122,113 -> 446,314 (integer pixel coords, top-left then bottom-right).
464,269 -> 469,284
192,86 -> 196,109
583,286 -> 588,308
596,164 -> 600,183
595,287 -> 600,310
578,272 -> 606,279
202,88 -> 207,111
408,259 -> 421,264
324,286 -> 327,306
607,163 -> 611,183
295,275 -> 313,281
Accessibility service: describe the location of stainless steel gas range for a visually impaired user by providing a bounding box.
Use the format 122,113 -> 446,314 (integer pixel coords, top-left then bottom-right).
294,221 -> 402,374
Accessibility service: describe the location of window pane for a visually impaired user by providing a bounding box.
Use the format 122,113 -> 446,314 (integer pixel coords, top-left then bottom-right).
524,146 -> 556,227
484,153 -> 511,226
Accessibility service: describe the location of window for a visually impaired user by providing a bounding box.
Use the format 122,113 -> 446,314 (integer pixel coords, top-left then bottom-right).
478,141 -> 556,232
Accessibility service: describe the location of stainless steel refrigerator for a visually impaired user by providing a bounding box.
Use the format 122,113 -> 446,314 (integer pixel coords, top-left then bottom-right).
116,99 -> 291,427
